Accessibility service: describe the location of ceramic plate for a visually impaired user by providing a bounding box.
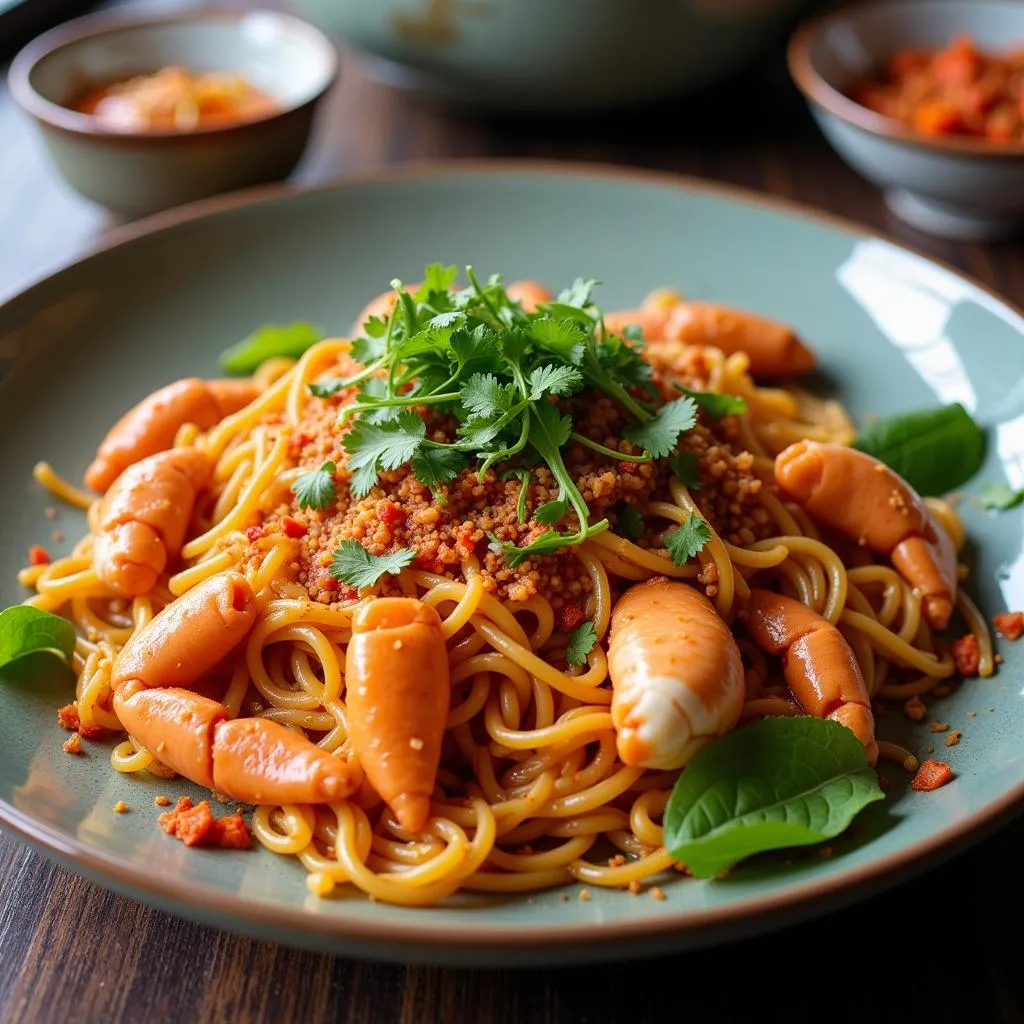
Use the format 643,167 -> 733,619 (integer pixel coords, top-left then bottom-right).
2,163 -> 1023,966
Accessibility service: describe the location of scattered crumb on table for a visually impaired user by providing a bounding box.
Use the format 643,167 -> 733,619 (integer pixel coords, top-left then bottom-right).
579,889 -> 592,902
945,731 -> 962,747
113,800 -> 129,814
650,886 -> 666,901
927,721 -> 949,733
154,795 -> 171,807
62,734 -> 82,756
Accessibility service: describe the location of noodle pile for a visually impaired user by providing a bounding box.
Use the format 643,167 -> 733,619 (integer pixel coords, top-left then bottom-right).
17,295 -> 992,905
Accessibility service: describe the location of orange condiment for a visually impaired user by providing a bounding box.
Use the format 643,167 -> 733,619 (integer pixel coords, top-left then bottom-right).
851,34 -> 1024,144
72,66 -> 280,132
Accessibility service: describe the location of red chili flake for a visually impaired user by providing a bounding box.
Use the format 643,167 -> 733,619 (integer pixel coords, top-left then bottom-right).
911,759 -> 955,792
950,634 -> 981,677
281,516 -> 307,539
994,612 -> 1024,641
245,526 -> 264,543
558,604 -> 586,632
28,545 -> 51,566
379,502 -> 407,528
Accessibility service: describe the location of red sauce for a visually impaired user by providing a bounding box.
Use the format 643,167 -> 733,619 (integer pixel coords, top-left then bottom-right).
71,66 -> 281,132
850,34 -> 1024,143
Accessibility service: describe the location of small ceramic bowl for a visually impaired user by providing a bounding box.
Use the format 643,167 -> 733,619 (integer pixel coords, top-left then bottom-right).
8,9 -> 338,220
788,0 -> 1024,241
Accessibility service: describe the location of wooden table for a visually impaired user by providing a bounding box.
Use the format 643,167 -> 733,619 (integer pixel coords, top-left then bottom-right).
2,2 -> 1024,1021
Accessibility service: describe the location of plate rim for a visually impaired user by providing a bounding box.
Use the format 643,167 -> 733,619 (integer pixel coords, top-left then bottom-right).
3,157 -> 1024,953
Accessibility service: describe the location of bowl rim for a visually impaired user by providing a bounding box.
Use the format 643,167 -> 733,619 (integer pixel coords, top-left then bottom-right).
6,6 -> 340,143
787,0 -> 1024,160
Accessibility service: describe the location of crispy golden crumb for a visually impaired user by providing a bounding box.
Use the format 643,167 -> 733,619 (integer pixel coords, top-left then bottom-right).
628,880 -> 641,895
154,795 -> 172,807
608,854 -> 626,868
903,696 -> 927,722
579,889 -> 592,902
927,721 -> 949,733
650,886 -> 666,901
945,731 -> 962,747
903,755 -> 919,773
995,654 -> 1005,664
968,710 -> 977,717
113,800 -> 129,814
62,734 -> 82,755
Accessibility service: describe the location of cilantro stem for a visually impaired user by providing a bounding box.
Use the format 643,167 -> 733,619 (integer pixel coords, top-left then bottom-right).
501,467 -> 532,523
465,266 -> 504,329
479,412 -> 531,478
569,433 -> 652,463
357,391 -> 461,410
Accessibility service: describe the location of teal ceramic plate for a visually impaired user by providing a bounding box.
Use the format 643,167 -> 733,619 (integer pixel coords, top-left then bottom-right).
2,163 -> 1023,966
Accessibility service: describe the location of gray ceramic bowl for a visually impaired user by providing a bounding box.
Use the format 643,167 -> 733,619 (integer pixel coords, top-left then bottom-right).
8,9 -> 338,221
788,1 -> 1024,242
293,0 -> 820,114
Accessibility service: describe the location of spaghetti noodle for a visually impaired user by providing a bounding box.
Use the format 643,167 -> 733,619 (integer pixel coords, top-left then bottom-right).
14,276 -> 991,905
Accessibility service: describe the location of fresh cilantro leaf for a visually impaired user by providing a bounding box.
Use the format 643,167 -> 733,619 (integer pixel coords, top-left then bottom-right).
565,620 -> 598,667
536,302 -> 596,327
362,315 -> 389,338
666,515 -> 712,565
527,319 -> 586,364
594,334 -> 655,391
309,379 -> 348,399
616,503 -> 645,540
354,378 -> 403,424
674,384 -> 748,419
557,278 -> 600,309
418,263 -> 459,296
979,481 -> 1024,512
529,399 -> 573,449
623,396 -> 698,458
329,541 -> 416,590
534,499 -> 568,526
291,460 -> 336,511
219,322 -> 323,375
528,365 -> 584,400
412,447 -> 468,493
669,451 -> 702,490
351,333 -> 387,366
621,323 -> 645,345
429,311 -> 464,329
462,373 -> 517,418
342,412 -> 425,498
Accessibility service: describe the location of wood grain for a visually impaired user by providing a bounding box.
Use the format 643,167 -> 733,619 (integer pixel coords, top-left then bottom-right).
2,1 -> 1024,1020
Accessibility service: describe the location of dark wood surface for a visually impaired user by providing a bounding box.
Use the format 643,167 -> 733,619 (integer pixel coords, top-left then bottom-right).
2,2 -> 1024,1021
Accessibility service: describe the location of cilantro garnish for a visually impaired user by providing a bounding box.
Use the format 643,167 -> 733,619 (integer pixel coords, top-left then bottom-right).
666,515 -> 712,565
329,541 -> 416,590
336,263 -> 705,564
669,451 -> 702,490
291,461 -> 337,511
565,621 -> 598,667
674,384 -> 748,419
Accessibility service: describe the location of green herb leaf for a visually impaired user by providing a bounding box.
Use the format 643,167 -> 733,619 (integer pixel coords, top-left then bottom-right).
329,541 -> 416,590
412,447 -> 468,494
528,365 -> 584,400
529,398 -> 573,450
418,263 -> 460,296
674,384 -> 748,419
852,403 -> 985,496
978,481 -> 1024,512
219,322 -> 323,375
351,332 -> 387,365
623,396 -> 698,458
557,278 -> 600,309
665,515 -> 712,565
565,620 -> 598,667
616,503 -> 646,540
669,451 -> 702,490
534,499 -> 568,526
291,460 -> 337,511
663,716 -> 884,878
462,373 -> 517,419
309,379 -> 348,399
0,606 -> 76,674
527,319 -> 587,364
342,411 -> 426,498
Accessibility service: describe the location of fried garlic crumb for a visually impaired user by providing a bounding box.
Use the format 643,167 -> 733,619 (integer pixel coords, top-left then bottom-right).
579,889 -> 592,902
608,854 -> 626,868
903,696 -> 927,722
945,731 -> 962,747
113,800 -> 129,814
650,886 -> 666,901
154,795 -> 172,807
967,710 -> 977,718
628,880 -> 641,895
62,734 -> 82,755
927,721 -> 949,733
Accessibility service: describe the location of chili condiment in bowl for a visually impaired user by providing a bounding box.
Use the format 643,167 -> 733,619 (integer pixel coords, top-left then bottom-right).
789,0 -> 1024,241
9,10 -> 338,220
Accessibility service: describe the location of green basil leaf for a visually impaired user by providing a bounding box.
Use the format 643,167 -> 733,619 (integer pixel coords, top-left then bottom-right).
851,403 -> 985,496
219,322 -> 323,375
0,606 -> 76,675
663,716 -> 884,879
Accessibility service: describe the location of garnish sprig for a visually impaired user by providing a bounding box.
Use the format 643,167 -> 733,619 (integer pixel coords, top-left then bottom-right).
325,264 -> 699,563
